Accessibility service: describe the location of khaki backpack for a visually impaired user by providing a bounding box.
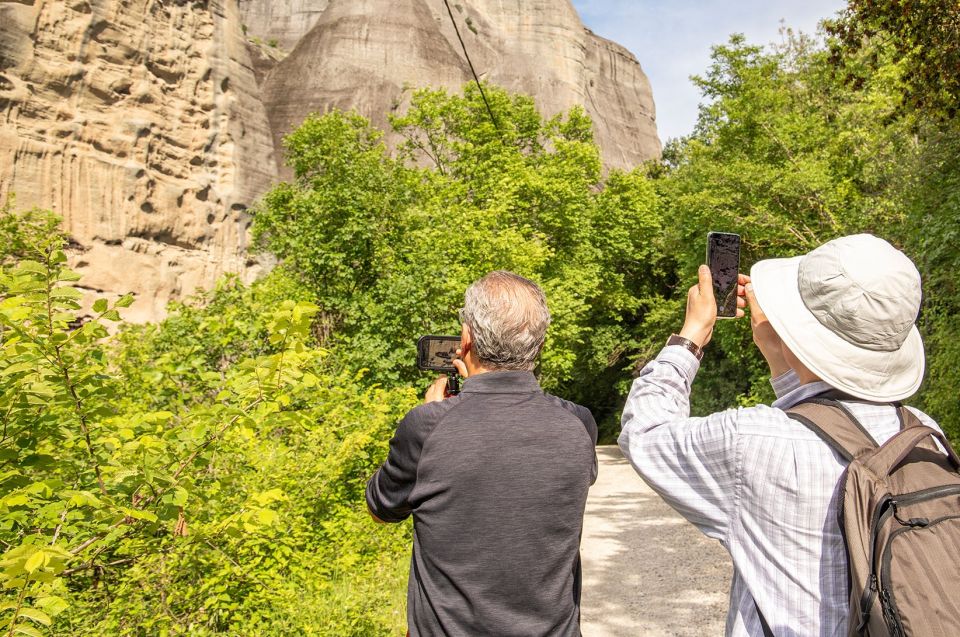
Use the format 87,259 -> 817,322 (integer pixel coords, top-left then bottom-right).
783,397 -> 960,637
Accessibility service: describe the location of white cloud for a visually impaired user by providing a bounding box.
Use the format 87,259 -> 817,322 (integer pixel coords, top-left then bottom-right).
571,0 -> 848,143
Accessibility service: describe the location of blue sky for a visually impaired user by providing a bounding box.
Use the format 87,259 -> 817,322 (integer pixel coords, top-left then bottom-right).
570,0 -> 847,143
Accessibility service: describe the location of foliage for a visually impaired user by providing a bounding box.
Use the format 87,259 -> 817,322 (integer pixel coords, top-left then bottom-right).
0,223 -> 416,634
899,122 -> 960,442
253,84 -> 669,434
0,198 -> 62,266
827,0 -> 960,117
823,0 -> 960,443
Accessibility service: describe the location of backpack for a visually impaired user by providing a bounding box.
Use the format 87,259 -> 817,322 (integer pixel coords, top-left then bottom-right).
780,397 -> 960,637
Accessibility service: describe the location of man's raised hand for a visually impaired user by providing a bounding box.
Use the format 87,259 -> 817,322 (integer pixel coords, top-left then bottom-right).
744,279 -> 789,377
679,266 -> 746,348
424,376 -> 449,403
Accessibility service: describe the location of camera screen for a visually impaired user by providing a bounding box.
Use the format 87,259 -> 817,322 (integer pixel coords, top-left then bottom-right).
417,336 -> 460,372
707,232 -> 741,317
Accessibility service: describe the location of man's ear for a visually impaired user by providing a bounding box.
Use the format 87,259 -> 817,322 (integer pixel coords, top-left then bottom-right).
460,323 -> 472,355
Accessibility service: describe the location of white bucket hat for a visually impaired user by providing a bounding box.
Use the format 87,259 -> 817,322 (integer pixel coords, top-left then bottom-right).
750,234 -> 925,402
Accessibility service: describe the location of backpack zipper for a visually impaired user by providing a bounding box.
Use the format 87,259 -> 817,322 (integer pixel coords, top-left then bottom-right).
889,483 -> 960,507
879,511 -> 960,636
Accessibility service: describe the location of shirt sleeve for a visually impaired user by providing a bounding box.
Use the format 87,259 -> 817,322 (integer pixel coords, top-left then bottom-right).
581,407 -> 600,485
618,345 -> 740,542
365,410 -> 426,523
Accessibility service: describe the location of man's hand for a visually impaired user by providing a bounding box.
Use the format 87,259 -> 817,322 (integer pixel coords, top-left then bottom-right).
679,266 -> 746,349
424,376 -> 448,404
744,279 -> 790,377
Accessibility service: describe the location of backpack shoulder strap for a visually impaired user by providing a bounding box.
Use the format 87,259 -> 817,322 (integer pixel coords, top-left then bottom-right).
862,421 -> 960,478
785,398 -> 879,462
896,403 -> 923,430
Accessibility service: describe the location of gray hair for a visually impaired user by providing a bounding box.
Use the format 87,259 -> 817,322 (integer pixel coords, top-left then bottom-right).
461,271 -> 551,371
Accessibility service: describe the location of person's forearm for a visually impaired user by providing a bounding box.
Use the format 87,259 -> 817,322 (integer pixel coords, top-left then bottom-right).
618,345 -> 738,540
620,345 -> 699,438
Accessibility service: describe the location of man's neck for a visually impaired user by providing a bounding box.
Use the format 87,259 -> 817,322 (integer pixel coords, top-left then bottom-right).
797,371 -> 823,386
465,363 -> 494,377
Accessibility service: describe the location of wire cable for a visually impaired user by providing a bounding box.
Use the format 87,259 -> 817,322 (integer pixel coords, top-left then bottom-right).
442,0 -> 501,133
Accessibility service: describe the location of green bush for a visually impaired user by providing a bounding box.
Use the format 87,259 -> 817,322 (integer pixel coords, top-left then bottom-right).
0,214 -> 416,635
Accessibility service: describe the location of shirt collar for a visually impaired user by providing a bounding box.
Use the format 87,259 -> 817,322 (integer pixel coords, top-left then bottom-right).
772,380 -> 836,410
460,370 -> 542,394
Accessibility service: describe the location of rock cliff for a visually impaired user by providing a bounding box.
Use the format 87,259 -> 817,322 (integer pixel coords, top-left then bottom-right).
0,0 -> 275,321
254,0 -> 660,173
1,0 -> 659,322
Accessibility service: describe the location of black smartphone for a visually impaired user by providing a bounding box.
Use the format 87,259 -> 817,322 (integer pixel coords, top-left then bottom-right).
416,336 -> 461,373
706,232 -> 741,319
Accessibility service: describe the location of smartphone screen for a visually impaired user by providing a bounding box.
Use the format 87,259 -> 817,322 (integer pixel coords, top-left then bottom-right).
416,336 -> 460,372
706,232 -> 741,318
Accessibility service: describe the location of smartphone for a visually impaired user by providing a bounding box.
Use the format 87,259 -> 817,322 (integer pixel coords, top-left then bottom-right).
706,232 -> 741,319
416,335 -> 461,373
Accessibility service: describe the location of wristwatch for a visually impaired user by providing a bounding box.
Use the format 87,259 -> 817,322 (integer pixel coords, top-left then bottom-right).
666,334 -> 704,361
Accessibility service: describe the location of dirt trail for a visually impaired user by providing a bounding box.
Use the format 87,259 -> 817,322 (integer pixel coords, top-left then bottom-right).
580,446 -> 732,636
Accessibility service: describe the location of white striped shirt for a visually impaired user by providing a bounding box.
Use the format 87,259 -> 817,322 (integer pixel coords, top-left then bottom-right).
618,345 -> 941,637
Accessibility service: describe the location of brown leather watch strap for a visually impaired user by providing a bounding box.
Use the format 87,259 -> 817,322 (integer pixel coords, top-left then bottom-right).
666,334 -> 704,361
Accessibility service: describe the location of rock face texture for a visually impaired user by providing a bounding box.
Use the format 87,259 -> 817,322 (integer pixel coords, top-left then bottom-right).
1,0 -> 659,321
237,0 -> 328,52
0,0 -> 276,321
258,0 -> 660,174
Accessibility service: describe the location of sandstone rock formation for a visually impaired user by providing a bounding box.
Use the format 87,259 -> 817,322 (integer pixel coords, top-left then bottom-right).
0,0 -> 276,321
256,0 -> 660,173
237,0 -> 328,52
1,0 -> 659,322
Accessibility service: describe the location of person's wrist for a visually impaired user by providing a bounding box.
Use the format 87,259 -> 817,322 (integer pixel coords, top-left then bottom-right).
679,322 -> 712,349
667,334 -> 704,360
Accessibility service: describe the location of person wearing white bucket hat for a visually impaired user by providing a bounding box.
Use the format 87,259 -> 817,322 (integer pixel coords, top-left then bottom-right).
618,234 -> 945,637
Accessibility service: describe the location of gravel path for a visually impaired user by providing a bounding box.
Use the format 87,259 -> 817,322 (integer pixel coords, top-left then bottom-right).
580,446 -> 732,636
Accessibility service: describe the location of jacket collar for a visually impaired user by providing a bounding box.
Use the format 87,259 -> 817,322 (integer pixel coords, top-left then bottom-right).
460,370 -> 542,394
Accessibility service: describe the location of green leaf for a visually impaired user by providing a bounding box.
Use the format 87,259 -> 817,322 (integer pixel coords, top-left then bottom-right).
170,487 -> 188,507
13,261 -> 46,275
50,287 -> 83,300
17,607 -> 51,626
0,362 -> 35,376
12,624 -> 43,637
114,294 -> 135,308
257,508 -> 278,525
92,298 -> 108,313
120,507 -> 158,523
35,595 -> 68,616
23,551 -> 45,573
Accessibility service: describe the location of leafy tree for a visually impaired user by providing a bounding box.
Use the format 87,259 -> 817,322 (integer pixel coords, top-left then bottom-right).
820,0 -> 960,441
254,84 -> 668,436
827,0 -> 960,117
899,124 -> 960,442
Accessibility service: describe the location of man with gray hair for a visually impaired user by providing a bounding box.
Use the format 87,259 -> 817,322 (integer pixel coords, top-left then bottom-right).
366,270 -> 598,636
